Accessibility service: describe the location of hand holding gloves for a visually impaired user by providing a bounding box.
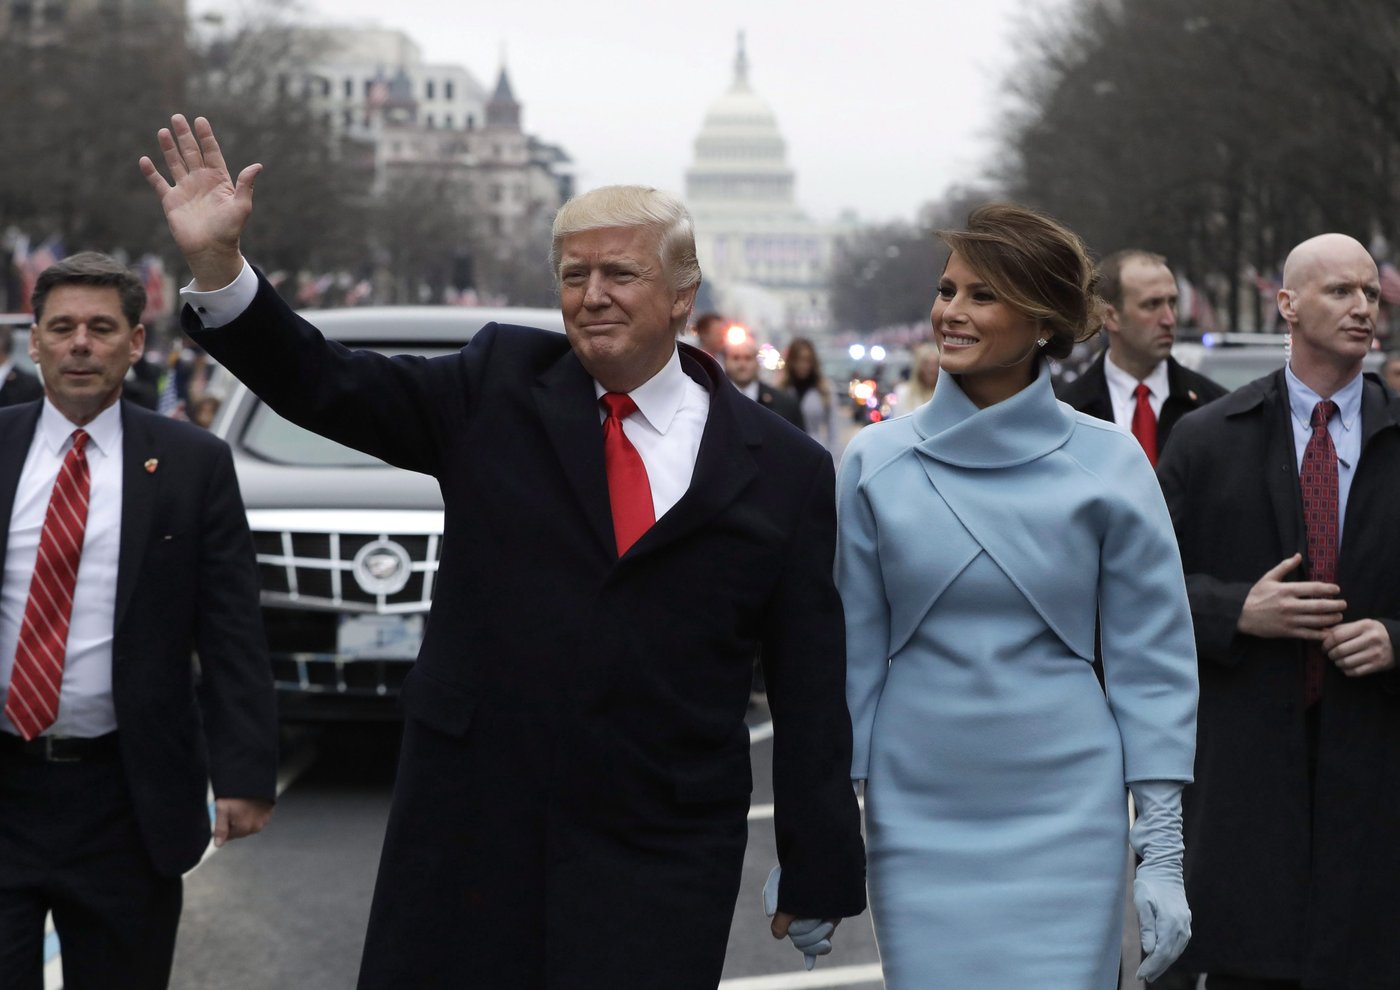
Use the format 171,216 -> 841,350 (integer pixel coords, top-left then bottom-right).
763,865 -> 838,971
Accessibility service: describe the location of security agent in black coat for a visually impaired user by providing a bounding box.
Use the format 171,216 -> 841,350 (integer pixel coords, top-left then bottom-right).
1157,234 -> 1400,989
0,252 -> 276,990
1056,249 -> 1227,455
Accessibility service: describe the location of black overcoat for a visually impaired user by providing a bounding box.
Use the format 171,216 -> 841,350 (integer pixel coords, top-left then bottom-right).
1157,368 -> 1400,987
186,274 -> 866,990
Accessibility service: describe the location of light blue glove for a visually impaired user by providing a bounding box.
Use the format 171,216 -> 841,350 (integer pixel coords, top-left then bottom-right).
762,865 -> 836,971
1130,780 -> 1192,984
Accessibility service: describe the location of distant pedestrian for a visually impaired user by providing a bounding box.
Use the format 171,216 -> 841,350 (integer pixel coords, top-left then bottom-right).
1382,350 -> 1400,392
891,342 -> 938,417
1158,232 -> 1400,989
781,337 -> 839,454
692,311 -> 727,359
724,331 -> 804,430
0,322 -> 43,407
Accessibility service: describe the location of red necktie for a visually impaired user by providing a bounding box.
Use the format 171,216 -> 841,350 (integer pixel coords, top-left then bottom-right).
600,393 -> 655,556
1300,400 -> 1339,707
1131,383 -> 1158,466
5,429 -> 91,740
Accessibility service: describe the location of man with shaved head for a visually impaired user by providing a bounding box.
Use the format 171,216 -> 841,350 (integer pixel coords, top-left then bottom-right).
1156,234 -> 1400,988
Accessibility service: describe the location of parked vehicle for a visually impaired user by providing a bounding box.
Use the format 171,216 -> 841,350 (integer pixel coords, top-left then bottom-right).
206,305 -> 565,720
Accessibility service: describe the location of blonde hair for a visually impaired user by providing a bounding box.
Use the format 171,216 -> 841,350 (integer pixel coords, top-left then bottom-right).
551,185 -> 702,291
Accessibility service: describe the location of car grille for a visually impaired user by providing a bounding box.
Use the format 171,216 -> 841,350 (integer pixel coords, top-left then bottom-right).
251,529 -> 439,614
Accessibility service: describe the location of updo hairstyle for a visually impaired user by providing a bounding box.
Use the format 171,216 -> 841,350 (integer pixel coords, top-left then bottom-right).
936,203 -> 1104,360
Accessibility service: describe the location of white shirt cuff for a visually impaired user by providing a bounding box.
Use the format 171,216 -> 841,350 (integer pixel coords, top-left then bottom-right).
179,259 -> 257,328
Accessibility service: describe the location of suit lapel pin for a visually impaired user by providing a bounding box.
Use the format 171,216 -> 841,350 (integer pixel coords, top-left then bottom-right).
1188,390 -> 1199,402
144,458 -> 159,474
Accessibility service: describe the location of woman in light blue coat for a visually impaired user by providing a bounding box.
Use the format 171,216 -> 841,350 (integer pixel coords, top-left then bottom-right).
837,205 -> 1198,989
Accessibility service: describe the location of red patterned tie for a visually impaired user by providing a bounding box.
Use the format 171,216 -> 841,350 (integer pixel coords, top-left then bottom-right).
1300,400 -> 1339,707
5,429 -> 91,740
1131,383 -> 1158,466
600,393 -> 655,556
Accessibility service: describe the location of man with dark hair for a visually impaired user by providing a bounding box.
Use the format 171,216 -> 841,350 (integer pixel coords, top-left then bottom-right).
1159,233 -> 1400,988
692,311 -> 728,358
1057,249 -> 1226,463
0,251 -> 276,989
142,114 -> 864,989
0,322 -> 42,407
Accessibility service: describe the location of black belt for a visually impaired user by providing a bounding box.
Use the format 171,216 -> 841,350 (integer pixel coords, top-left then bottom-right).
0,731 -> 120,763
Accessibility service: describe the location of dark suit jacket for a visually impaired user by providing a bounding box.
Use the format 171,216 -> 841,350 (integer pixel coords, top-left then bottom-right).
0,399 -> 276,878
1055,352 -> 1228,452
1158,370 -> 1400,986
0,366 -> 43,407
756,381 -> 805,430
186,273 -> 866,990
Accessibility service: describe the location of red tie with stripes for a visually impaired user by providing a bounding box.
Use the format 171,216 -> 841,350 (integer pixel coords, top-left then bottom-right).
1131,383 -> 1158,466
600,393 -> 655,556
1301,400 -> 1339,707
5,429 -> 91,740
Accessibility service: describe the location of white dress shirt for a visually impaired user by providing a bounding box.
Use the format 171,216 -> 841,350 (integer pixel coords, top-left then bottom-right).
1285,363 -> 1362,549
1103,353 -> 1170,427
1,400 -> 124,737
182,259 -> 711,520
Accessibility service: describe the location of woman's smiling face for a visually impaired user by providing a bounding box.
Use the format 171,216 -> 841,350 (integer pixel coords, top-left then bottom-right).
931,251 -> 1043,407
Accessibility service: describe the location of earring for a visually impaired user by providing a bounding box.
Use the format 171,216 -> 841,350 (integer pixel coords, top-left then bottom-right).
1036,338 -> 1048,348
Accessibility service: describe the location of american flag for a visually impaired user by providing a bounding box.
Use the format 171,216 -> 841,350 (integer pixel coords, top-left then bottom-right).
1379,262 -> 1400,306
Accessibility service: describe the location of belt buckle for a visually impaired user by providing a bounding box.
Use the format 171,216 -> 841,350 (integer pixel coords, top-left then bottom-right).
43,736 -> 81,763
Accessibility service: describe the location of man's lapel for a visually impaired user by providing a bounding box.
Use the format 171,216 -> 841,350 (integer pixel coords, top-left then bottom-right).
115,402 -> 162,628
1259,370 -> 1306,563
532,349 -> 617,557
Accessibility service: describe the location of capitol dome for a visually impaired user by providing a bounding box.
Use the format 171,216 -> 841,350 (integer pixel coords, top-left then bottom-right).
686,34 -> 798,217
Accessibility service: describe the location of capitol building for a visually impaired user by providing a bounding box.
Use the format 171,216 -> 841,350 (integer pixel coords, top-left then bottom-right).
686,35 -> 840,339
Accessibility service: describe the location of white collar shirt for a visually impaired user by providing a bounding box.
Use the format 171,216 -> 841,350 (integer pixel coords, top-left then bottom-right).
594,347 -> 710,521
1103,353 -> 1170,427
1,399 -> 124,737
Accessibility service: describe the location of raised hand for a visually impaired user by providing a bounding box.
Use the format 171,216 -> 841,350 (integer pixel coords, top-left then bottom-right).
139,114 -> 261,290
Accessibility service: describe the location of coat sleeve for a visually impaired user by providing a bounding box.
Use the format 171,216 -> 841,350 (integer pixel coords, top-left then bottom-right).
834,439 -> 891,782
1099,456 -> 1199,783
193,440 -> 278,801
183,269 -> 470,477
760,451 -> 867,919
1156,420 -> 1256,665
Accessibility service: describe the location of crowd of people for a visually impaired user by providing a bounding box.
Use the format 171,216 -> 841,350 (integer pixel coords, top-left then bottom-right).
0,109 -> 1396,990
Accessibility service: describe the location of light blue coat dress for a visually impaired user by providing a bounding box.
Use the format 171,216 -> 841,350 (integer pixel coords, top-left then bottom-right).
837,365 -> 1197,989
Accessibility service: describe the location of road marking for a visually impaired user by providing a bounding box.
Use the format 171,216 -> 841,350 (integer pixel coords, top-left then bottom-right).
749,719 -> 774,743
43,742 -> 318,988
717,962 -> 884,989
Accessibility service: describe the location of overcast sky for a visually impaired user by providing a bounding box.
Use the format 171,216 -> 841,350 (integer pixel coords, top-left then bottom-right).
192,0 -> 1062,223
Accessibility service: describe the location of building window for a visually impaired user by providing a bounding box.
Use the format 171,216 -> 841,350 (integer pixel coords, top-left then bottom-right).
344,109 -> 354,128
446,81 -> 455,100
426,114 -> 435,129
345,77 -> 354,98
426,80 -> 435,100
445,114 -> 454,129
